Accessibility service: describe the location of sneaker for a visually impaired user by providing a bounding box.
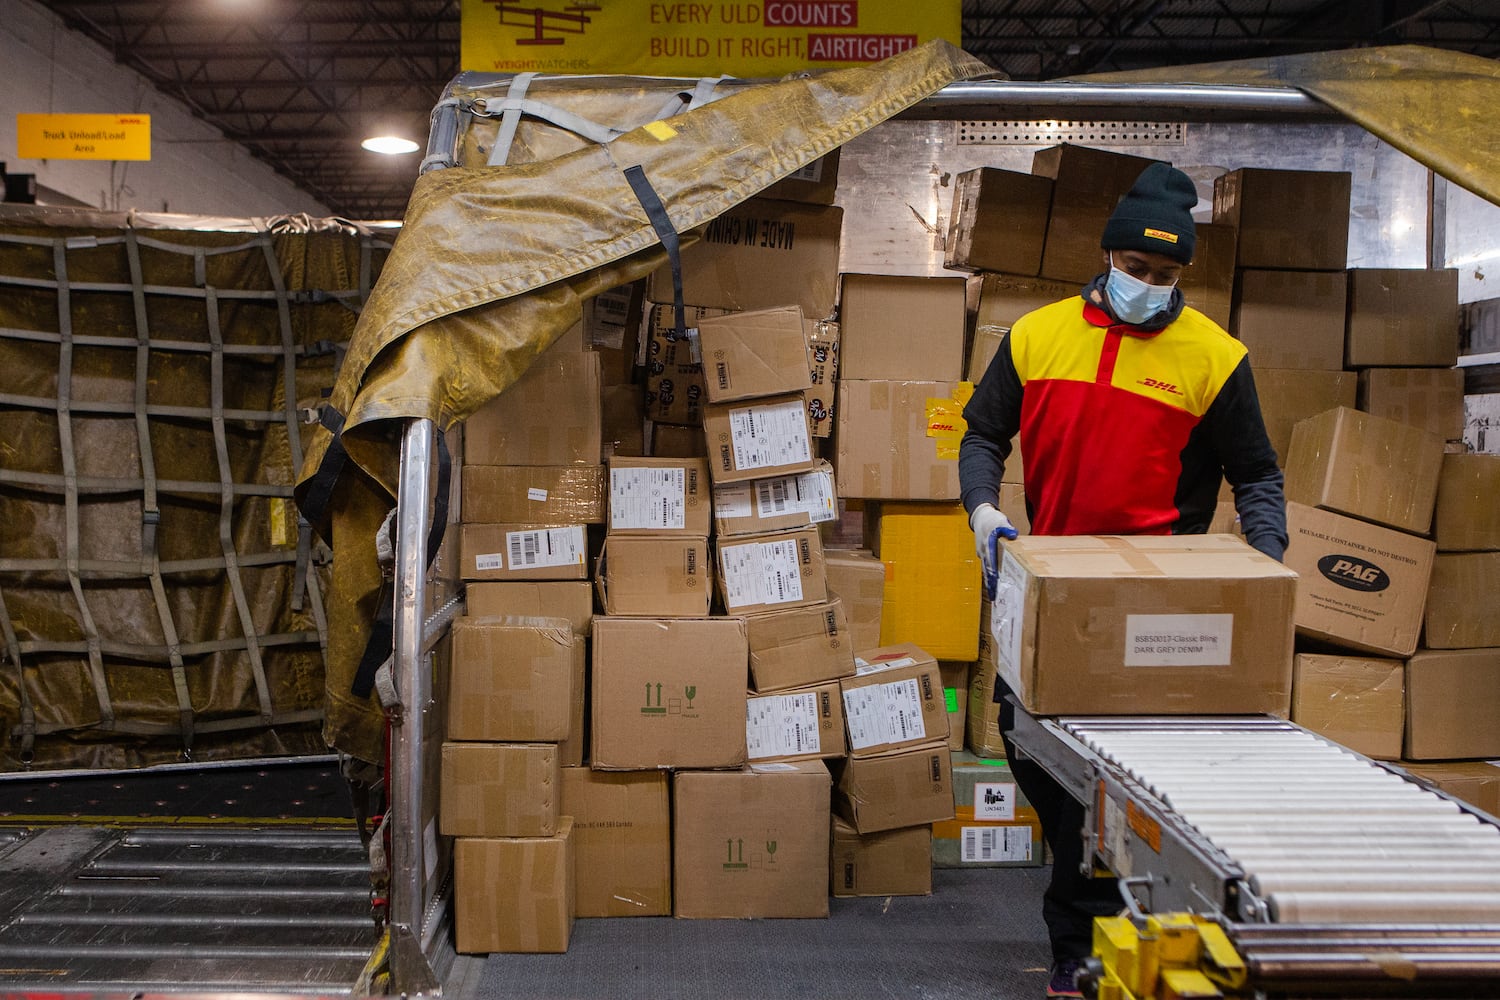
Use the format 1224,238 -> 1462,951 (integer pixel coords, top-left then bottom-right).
1046,957 -> 1084,999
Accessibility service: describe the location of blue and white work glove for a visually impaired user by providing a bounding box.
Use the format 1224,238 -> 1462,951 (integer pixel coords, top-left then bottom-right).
970,502 -> 1018,578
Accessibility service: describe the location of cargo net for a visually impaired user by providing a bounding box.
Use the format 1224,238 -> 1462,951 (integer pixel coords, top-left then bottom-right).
0,222 -> 391,770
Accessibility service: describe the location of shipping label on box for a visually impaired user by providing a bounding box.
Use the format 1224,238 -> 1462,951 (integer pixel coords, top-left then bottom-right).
841,653 -> 947,757
1404,649 -> 1500,760
833,742 -> 956,834
466,352 -> 602,465
1284,502 -> 1434,658
462,465 -> 606,524
1435,453 -> 1500,552
697,305 -> 812,403
465,581 -> 594,636
714,461 -> 837,537
448,616 -> 577,742
596,535 -> 711,617
672,762 -> 832,919
607,455 -> 711,535
991,535 -> 1297,715
824,549 -> 885,655
716,525 -> 827,615
559,767 -> 671,917
870,501 -> 982,661
745,597 -> 855,693
453,819 -> 574,954
1285,406 -> 1444,535
933,752 -> 1042,868
805,318 -> 840,438
590,616 -> 748,770
830,815 -> 932,898
746,680 -> 846,762
1291,654 -> 1404,761
459,523 -> 588,581
704,392 -> 815,485
440,742 -> 560,838
835,380 -> 965,500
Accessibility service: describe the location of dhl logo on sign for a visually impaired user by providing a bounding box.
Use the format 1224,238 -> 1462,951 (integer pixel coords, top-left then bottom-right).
924,381 -> 973,461
460,0 -> 960,76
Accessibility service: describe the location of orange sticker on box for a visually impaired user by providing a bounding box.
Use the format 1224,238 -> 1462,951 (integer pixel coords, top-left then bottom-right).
1126,800 -> 1162,853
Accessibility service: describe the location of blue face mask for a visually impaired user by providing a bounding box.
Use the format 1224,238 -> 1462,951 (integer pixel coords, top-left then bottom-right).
1106,261 -> 1176,325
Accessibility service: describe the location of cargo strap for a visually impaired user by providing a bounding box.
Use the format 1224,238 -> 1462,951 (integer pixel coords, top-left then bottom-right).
478,79 -> 627,166
623,164 -> 687,338
655,76 -> 731,119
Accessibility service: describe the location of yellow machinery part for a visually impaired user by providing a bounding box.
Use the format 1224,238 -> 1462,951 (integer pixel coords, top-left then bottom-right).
1092,913 -> 1249,999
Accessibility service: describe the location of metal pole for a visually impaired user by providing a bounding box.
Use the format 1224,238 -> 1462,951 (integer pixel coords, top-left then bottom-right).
908,80 -> 1338,120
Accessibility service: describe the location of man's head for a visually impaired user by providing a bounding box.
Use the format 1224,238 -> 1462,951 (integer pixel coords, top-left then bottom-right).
1101,162 -> 1198,276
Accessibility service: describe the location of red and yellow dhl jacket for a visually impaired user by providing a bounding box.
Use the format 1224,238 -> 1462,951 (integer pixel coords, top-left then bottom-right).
959,281 -> 1287,559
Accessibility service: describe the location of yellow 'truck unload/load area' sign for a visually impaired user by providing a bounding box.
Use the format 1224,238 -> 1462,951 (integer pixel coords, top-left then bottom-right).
17,114 -> 151,161
460,1 -> 960,76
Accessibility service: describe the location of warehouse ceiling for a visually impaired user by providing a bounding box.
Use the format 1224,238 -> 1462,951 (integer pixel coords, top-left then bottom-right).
32,0 -> 1500,220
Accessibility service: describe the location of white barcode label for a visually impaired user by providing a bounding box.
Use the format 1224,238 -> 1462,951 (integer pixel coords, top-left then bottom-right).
746,692 -> 821,759
961,825 -> 1032,863
728,399 -> 811,473
683,327 -> 703,365
503,527 -> 586,569
786,160 -> 823,183
751,467 -> 836,523
854,655 -> 919,675
720,537 -> 804,609
527,487 -> 549,502
611,467 -> 686,530
842,678 -> 925,750
475,552 -> 505,571
974,781 -> 1017,821
713,482 -> 754,519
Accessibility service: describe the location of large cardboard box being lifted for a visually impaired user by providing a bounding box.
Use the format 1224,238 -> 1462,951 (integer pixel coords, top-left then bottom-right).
1424,553 -> 1500,649
1345,268 -> 1460,368
559,768 -> 671,917
453,819 -> 574,954
835,379 -> 964,500
830,816 -> 932,898
607,456 -> 712,536
1435,454 -> 1500,552
672,763 -> 831,918
1253,369 -> 1358,466
648,198 -> 843,319
1357,368 -> 1465,442
838,274 -> 967,382
944,166 -> 1051,276
1290,654 -> 1404,760
1284,407 -> 1444,536
590,616 -> 748,770
824,549 -> 885,654
1284,502 -> 1435,658
466,352 -> 602,465
448,617 -> 577,741
1404,648 -> 1500,760
697,305 -> 811,403
1213,167 -> 1352,271
1230,270 -> 1348,371
990,535 -> 1297,716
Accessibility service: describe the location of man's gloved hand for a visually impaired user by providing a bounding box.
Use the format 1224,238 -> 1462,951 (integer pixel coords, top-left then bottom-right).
970,503 -> 1018,562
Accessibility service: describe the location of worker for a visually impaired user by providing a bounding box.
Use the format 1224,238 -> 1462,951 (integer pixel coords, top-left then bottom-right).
958,161 -> 1287,999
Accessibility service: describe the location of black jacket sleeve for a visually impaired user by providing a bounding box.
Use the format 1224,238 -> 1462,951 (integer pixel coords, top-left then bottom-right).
1207,357 -> 1288,560
959,333 -> 1024,518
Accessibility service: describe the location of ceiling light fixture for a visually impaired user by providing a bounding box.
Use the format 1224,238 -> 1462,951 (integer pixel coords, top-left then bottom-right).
362,135 -> 420,155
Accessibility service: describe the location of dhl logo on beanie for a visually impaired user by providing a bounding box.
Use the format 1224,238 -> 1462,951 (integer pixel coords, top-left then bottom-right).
1143,228 -> 1179,244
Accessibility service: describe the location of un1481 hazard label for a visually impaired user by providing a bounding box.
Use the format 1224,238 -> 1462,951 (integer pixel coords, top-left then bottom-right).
611,467 -> 686,530
746,691 -> 820,759
721,537 -> 804,609
1123,613 -> 1233,667
728,399 -> 811,471
842,678 -> 925,750
961,825 -> 1032,863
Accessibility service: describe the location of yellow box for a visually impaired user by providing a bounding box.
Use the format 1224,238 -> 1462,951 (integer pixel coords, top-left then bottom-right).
869,502 -> 981,661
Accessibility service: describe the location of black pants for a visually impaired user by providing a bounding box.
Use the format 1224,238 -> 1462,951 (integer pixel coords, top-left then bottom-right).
997,681 -> 1122,963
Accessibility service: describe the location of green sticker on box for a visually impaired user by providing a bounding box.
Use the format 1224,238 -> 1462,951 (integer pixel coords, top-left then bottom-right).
944,686 -> 959,712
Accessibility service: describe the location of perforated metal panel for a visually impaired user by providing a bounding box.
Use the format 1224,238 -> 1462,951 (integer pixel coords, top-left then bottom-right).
957,119 -> 1187,146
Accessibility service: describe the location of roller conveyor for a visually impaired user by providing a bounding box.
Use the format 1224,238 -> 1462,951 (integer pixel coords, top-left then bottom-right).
1009,712 -> 1500,996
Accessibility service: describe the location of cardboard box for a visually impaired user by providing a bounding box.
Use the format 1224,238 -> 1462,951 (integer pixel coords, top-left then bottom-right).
1425,553 -> 1500,649
1346,268 -> 1460,368
939,662 -> 970,753
557,638 -> 587,768
466,352 -> 602,465
870,501 -> 982,661
746,680 -> 847,762
830,816 -> 932,897
558,767 -> 671,917
838,274 -> 967,382
1212,167 -> 1352,271
824,549 -> 885,654
1290,654 -> 1404,760
1032,144 -> 1164,284
584,282 -> 642,386
590,616 -> 748,769
713,461 -> 837,538
649,423 -> 706,458
842,646 -> 947,756
448,617 -> 578,741
703,392 -> 816,485
833,742 -> 956,834
1405,648 -> 1500,760
745,597 -> 856,692
465,582 -> 594,636
1230,270 -> 1348,371
1253,369 -> 1358,465
649,198 -> 843,319
607,456 -> 711,536
462,465 -> 606,525
968,623 -> 1006,758
672,762 -> 831,919
697,305 -> 812,403
459,523 -> 588,582
453,818 -> 574,954
992,535 -> 1297,715
1178,222 -> 1237,328
934,753 -> 1042,868
440,741 -> 560,838
595,535 -> 711,617
944,167 -> 1052,276
716,525 -> 828,615
643,303 -> 728,427
1435,454 -> 1500,552
973,273 -> 1079,332
835,380 -> 964,500
1400,762 -> 1500,816
805,318 -> 840,438
1358,367 -> 1465,441
1284,502 -> 1435,658
1284,406 -> 1444,535
761,148 -> 839,206
601,383 -> 647,460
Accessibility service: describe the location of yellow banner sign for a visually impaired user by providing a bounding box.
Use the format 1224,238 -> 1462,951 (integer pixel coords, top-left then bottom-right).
461,1 -> 961,76
17,114 -> 151,161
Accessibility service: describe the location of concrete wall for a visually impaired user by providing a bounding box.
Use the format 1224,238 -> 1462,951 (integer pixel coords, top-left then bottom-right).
1,0 -> 329,217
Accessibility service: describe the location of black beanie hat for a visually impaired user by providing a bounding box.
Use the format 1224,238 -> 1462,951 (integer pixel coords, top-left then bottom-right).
1101,162 -> 1197,264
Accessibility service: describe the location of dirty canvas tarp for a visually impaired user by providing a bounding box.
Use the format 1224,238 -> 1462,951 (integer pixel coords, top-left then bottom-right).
294,40 -> 993,765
